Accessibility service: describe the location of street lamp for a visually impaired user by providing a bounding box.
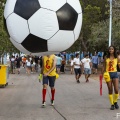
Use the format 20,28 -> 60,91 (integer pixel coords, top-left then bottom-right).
108,0 -> 112,46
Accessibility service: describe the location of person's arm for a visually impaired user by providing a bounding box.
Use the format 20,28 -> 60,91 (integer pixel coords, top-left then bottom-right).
89,59 -> 92,68
81,60 -> 84,68
80,60 -> 84,74
44,56 -> 57,76
117,55 -> 120,68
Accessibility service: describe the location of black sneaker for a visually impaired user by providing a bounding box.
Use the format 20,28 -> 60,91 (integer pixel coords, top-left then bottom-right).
114,102 -> 119,109
51,100 -> 54,106
110,105 -> 114,110
77,80 -> 80,83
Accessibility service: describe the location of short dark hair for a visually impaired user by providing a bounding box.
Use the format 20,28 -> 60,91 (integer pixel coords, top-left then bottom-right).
85,54 -> 89,57
76,53 -> 79,57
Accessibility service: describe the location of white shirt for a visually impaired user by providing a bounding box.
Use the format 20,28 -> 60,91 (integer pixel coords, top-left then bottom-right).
11,58 -> 15,62
81,58 -> 91,68
26,60 -> 31,66
70,59 -> 74,66
73,58 -> 81,68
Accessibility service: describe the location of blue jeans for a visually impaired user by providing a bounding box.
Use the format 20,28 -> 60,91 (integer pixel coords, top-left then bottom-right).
84,68 -> 91,75
109,72 -> 118,79
43,76 -> 56,87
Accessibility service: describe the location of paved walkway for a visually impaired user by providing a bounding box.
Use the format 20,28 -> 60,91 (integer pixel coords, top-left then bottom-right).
0,68 -> 120,120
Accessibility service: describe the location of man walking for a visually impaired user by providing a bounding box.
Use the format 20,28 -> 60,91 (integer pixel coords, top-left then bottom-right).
92,52 -> 98,74
56,54 -> 62,74
73,53 -> 82,83
81,54 -> 92,82
41,54 -> 57,107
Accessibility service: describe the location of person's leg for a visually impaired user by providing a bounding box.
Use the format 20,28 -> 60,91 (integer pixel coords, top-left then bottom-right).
106,81 -> 114,110
49,76 -> 56,105
17,66 -> 20,74
95,64 -> 98,74
42,76 -> 48,106
77,68 -> 81,82
72,66 -> 74,73
112,77 -> 119,109
74,69 -> 80,83
13,64 -> 15,74
74,69 -> 78,82
11,64 -> 13,74
18,67 -> 20,74
26,67 -> 28,74
33,66 -> 35,73
32,66 -> 35,73
28,67 -> 31,75
85,74 -> 88,81
70,65 -> 73,74
92,64 -> 95,74
63,64 -> 65,73
84,68 -> 88,81
117,72 -> 120,99
57,66 -> 60,74
86,69 -> 91,82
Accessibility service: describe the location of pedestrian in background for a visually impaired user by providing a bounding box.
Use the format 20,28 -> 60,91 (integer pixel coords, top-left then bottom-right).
70,55 -> 74,74
15,55 -> 22,74
56,54 -> 62,74
26,57 -> 31,75
92,52 -> 98,74
60,56 -> 65,73
81,54 -> 92,82
73,53 -> 82,83
10,55 -> 15,74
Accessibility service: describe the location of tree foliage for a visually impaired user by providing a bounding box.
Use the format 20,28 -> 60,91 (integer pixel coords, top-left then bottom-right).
88,1 -> 120,52
67,0 -> 109,52
0,0 -> 18,55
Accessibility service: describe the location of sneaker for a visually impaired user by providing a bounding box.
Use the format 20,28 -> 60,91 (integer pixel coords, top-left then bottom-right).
51,100 -> 54,106
77,80 -> 80,83
114,102 -> 119,109
110,105 -> 114,110
42,101 -> 46,107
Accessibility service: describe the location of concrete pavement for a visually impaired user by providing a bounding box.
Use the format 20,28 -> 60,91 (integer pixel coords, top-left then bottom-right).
0,68 -> 120,120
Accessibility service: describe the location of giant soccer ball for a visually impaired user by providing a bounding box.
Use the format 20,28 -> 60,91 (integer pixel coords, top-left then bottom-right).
4,0 -> 82,55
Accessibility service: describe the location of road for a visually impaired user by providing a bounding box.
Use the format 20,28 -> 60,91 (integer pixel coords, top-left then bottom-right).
0,68 -> 120,120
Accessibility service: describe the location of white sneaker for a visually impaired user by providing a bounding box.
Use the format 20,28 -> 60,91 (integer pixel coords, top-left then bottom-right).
51,100 -> 54,106
42,101 -> 46,107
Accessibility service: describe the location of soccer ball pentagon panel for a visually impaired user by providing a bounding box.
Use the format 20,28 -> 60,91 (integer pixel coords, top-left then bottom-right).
4,0 -> 82,55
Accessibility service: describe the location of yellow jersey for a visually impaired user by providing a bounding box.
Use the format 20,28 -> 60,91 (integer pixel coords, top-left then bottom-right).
43,54 -> 56,76
106,58 -> 117,72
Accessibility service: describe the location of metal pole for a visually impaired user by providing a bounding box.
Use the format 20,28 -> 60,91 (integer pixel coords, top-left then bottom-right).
109,0 -> 112,46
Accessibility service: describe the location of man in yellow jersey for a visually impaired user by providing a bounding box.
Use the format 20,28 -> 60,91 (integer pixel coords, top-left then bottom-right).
41,54 -> 57,107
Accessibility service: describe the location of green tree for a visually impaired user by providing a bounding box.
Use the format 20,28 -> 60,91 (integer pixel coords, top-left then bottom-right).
0,0 -> 19,56
67,0 -> 109,52
88,1 -> 120,51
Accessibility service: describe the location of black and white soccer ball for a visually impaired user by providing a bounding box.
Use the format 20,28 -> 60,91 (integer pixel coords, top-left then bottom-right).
4,0 -> 82,55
